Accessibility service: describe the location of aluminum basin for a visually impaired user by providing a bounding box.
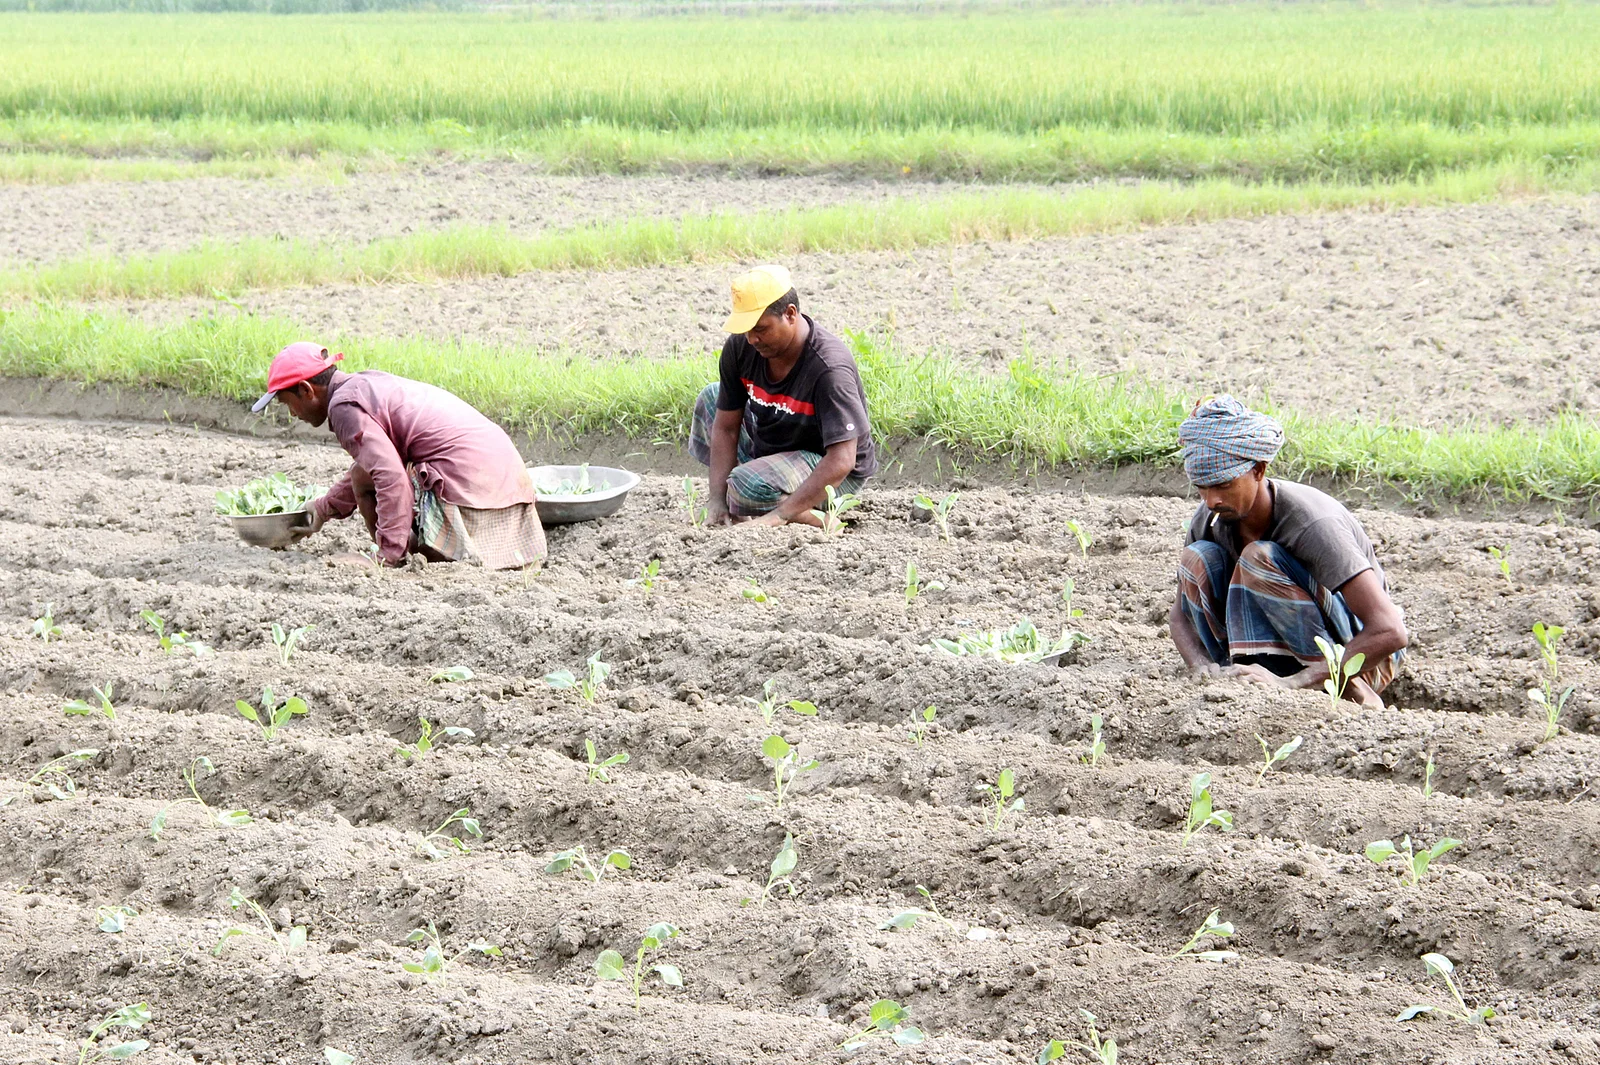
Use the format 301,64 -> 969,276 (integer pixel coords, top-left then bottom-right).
529,465 -> 641,525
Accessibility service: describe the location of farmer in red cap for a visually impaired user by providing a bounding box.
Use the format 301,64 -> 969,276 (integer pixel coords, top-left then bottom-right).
252,342 -> 545,570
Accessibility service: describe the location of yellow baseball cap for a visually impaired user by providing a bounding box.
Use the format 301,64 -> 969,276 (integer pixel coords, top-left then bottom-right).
722,264 -> 794,334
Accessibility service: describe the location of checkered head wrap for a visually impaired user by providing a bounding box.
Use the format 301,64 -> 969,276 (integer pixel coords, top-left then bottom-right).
1178,395 -> 1284,487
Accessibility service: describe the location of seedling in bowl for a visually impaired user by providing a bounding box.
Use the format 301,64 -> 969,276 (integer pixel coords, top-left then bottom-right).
1397,953 -> 1494,1026
545,652 -> 610,703
1065,520 -> 1093,558
742,678 -> 819,727
978,768 -> 1025,830
270,622 -> 314,667
904,559 -> 945,604
429,665 -> 475,683
149,756 -> 253,841
63,682 -> 117,720
914,491 -> 957,543
752,833 -> 799,908
545,845 -> 632,886
214,886 -> 306,960
909,704 -> 937,748
681,477 -> 709,527
817,484 -> 862,535
1529,621 -> 1575,741
880,885 -> 956,933
139,609 -> 212,657
235,685 -> 308,740
741,579 -> 771,603
1170,909 -> 1238,962
626,559 -> 663,593
418,807 -> 482,860
31,603 -> 62,643
584,739 -> 629,784
75,1002 -> 151,1065
0,748 -> 98,806
395,717 -> 474,761
1252,733 -> 1303,786
1180,773 -> 1233,848
536,463 -> 600,496
404,920 -> 502,985
838,999 -> 926,1050
1314,635 -> 1365,709
595,921 -> 683,1009
1038,1009 -> 1119,1065
1365,834 -> 1461,888
1082,714 -> 1107,768
758,735 -> 818,808
214,473 -> 321,516
1486,545 -> 1512,584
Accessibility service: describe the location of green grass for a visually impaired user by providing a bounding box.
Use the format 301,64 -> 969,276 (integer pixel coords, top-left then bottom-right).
2,5 -> 1599,181
7,160 -> 1595,298
4,305 -> 1599,502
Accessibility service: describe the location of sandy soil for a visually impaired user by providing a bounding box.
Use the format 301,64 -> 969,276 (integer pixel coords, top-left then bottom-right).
2,414 -> 1599,1065
0,162 -> 966,265
112,195 -> 1600,429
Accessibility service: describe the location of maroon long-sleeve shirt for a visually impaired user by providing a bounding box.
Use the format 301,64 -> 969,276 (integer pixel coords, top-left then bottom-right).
310,370 -> 535,561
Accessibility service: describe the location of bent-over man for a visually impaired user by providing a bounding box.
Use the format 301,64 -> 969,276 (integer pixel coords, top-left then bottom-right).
252,342 -> 545,570
688,265 -> 877,527
1167,396 -> 1407,708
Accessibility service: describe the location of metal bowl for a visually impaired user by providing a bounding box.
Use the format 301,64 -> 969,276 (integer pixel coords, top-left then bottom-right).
529,465 -> 641,525
227,511 -> 311,550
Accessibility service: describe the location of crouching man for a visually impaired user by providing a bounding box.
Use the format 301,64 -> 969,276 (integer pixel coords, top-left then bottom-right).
252,342 -> 545,570
1167,396 -> 1407,708
688,265 -> 878,527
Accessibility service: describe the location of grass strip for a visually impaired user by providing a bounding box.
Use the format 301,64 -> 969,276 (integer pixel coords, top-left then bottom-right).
6,160 -> 1597,300
4,305 -> 1598,502
8,115 -> 1600,185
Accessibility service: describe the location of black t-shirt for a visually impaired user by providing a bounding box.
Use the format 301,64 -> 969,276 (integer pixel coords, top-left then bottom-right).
717,316 -> 878,480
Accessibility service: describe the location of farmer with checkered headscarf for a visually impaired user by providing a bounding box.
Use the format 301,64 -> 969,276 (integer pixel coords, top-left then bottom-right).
1167,396 -> 1408,708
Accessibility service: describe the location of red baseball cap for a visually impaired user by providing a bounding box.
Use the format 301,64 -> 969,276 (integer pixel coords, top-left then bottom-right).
251,342 -> 345,412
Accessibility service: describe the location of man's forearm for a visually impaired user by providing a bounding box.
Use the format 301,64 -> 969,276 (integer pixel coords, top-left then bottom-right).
1168,600 -> 1215,670
775,453 -> 853,521
1285,624 -> 1406,689
708,423 -> 739,513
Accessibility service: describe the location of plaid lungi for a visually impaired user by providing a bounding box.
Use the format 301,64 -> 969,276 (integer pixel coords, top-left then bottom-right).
688,382 -> 864,517
1178,539 -> 1402,692
411,471 -> 546,571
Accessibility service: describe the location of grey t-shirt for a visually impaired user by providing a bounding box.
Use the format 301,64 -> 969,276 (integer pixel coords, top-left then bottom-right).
1184,480 -> 1385,592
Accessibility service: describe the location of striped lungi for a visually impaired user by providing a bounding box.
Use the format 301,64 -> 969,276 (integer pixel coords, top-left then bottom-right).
411,471 -> 546,571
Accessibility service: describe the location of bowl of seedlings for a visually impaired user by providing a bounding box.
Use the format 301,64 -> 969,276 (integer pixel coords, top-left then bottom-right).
529,463 -> 641,525
216,473 -> 323,550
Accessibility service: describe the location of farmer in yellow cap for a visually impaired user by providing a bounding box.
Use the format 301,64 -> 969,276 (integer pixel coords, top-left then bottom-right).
688,265 -> 877,527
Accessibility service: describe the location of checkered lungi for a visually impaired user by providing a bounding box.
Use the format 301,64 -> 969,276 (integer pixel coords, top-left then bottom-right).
411,471 -> 546,571
1178,539 -> 1402,692
688,382 -> 864,517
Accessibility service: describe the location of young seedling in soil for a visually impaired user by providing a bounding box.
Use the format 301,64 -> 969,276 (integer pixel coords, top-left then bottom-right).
140,609 -> 212,657
1314,635 -> 1365,709
978,767 -> 1025,829
1061,578 -> 1084,619
904,559 -> 945,604
909,705 -> 937,747
751,833 -> 799,908
270,622 -> 315,667
1169,909 -> 1238,962
545,652 -> 611,703
31,603 -> 62,643
0,748 -> 98,806
214,887 -> 306,959
429,665 -> 475,683
742,678 -> 820,727
235,685 -> 309,740
929,619 -> 1089,664
584,739 -> 630,784
395,717 -> 475,761
1038,1009 -> 1118,1065
1365,835 -> 1462,888
681,477 -> 708,527
1397,953 -> 1495,1026
1529,621 -> 1575,741
1252,733 -> 1303,786
741,579 -> 771,603
404,920 -> 502,984
323,1050 -> 355,1065
1065,520 -> 1093,558
914,492 -> 958,543
63,682 -> 117,720
76,1002 -> 151,1065
150,756 -> 252,841
1422,752 -> 1438,798
96,904 -> 138,934
418,807 -> 483,859
1082,714 -> 1107,768
1486,545 -> 1512,584
545,845 -> 632,885
817,484 -> 863,535
1180,773 -> 1233,848
838,999 -> 926,1050
626,559 -> 663,593
880,885 -> 956,933
595,922 -> 683,1009
759,734 -> 818,808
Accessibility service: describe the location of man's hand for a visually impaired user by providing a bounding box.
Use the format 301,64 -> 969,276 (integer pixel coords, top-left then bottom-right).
1224,663 -> 1298,688
706,503 -> 734,527
288,500 -> 327,542
740,512 -> 787,529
